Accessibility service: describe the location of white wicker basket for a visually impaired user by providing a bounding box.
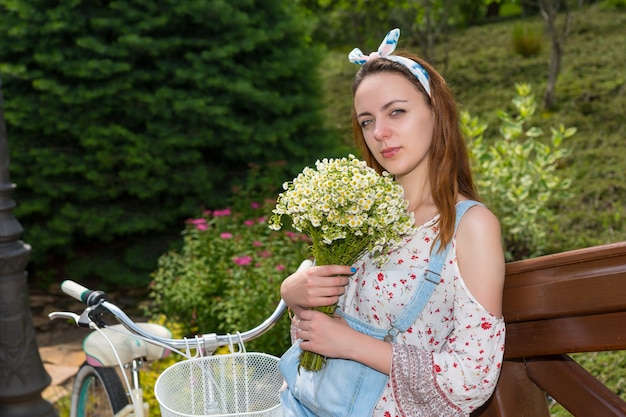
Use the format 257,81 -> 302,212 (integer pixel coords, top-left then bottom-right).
155,353 -> 283,417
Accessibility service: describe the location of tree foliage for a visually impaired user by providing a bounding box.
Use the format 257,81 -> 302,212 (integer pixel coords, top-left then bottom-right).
0,0 -> 336,284
296,0 -> 517,65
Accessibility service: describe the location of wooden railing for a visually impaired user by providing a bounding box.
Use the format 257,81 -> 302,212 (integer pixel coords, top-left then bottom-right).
474,241 -> 626,417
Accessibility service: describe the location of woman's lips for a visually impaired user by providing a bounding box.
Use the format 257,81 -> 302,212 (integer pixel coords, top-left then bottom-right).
381,147 -> 400,158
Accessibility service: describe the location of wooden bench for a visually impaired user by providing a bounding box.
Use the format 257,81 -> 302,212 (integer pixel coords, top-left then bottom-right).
474,241 -> 626,417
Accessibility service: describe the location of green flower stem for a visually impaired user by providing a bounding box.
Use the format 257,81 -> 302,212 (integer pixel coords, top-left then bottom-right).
298,232 -> 370,372
299,303 -> 337,371
308,228 -> 371,266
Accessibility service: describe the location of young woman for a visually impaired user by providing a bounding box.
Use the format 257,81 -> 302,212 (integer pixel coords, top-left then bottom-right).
279,29 -> 505,417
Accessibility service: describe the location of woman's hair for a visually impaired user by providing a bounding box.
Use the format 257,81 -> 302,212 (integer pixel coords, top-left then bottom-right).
351,52 -> 479,251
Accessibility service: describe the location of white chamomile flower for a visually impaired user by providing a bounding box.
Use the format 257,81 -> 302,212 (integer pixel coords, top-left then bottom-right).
268,154 -> 416,267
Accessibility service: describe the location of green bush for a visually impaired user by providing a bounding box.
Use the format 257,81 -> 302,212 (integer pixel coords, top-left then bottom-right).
0,0 -> 336,285
148,198 -> 311,357
462,83 -> 575,260
511,23 -> 543,58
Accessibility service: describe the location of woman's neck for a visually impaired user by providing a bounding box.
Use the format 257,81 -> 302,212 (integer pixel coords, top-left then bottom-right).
399,179 -> 436,227
408,193 -> 437,226
393,162 -> 437,225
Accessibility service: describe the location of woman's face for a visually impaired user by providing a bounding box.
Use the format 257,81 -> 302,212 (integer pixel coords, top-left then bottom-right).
354,71 -> 434,185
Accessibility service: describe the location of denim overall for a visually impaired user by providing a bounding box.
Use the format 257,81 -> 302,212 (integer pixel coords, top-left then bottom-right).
279,200 -> 481,417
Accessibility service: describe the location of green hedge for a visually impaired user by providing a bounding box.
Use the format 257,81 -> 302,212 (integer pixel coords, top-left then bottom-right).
0,0 -> 341,285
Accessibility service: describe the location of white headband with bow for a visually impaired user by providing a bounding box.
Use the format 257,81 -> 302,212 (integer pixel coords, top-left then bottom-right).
348,28 -> 431,97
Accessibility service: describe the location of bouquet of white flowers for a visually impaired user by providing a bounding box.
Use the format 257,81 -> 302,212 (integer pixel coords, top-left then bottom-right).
269,155 -> 416,371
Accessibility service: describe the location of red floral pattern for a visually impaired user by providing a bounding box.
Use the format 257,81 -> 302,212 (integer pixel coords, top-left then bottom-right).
338,217 -> 505,416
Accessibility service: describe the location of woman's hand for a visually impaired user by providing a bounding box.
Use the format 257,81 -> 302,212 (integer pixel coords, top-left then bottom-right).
296,310 -> 352,359
280,264 -> 353,317
297,309 -> 393,373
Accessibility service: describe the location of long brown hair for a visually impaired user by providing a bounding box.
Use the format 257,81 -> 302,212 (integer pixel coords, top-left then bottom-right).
351,52 -> 479,252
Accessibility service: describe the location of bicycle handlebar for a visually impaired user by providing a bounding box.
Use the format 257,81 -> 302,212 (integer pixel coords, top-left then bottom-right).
61,280 -> 108,306
58,259 -> 313,353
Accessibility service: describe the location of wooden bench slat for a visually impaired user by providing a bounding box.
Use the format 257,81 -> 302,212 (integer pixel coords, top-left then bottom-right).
503,242 -> 626,322
527,355 -> 626,416
505,241 -> 626,276
504,311 -> 626,359
503,272 -> 626,322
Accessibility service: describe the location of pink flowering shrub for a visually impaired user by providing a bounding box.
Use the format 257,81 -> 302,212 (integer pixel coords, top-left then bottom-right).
148,200 -> 310,356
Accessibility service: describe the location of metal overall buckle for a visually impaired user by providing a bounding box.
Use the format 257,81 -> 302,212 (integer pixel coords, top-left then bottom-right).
384,327 -> 400,343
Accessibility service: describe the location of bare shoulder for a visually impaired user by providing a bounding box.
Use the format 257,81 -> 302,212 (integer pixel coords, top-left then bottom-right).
458,204 -> 501,237
455,204 -> 505,317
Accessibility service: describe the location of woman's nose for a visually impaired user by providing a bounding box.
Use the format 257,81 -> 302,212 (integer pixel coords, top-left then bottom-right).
373,121 -> 390,141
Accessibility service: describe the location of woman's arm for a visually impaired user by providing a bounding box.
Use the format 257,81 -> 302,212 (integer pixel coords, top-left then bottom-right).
455,204 -> 505,317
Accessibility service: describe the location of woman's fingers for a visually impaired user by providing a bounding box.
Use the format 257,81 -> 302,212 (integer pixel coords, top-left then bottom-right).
297,312 -> 350,357
281,264 -> 354,313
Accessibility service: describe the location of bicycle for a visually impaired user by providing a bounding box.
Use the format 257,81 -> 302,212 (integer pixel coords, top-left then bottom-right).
49,260 -> 311,417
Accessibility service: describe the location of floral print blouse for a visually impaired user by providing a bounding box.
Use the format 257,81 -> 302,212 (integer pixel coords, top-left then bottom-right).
337,215 -> 506,417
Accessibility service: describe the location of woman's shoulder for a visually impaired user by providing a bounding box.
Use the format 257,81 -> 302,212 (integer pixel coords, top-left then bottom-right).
456,200 -> 501,235
453,199 -> 505,317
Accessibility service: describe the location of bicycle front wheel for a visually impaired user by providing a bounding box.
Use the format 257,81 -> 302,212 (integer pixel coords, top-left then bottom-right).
70,362 -> 128,417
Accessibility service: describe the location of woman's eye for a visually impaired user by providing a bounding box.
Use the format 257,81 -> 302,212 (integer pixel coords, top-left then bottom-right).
390,109 -> 405,116
360,119 -> 372,128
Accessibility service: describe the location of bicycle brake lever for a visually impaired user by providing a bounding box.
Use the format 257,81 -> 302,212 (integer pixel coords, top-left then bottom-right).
48,311 -> 81,324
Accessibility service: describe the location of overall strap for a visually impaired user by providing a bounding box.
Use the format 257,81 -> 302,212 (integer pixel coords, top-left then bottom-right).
388,200 -> 483,337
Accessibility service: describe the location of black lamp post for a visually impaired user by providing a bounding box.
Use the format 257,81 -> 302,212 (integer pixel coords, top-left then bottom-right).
0,77 -> 57,416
